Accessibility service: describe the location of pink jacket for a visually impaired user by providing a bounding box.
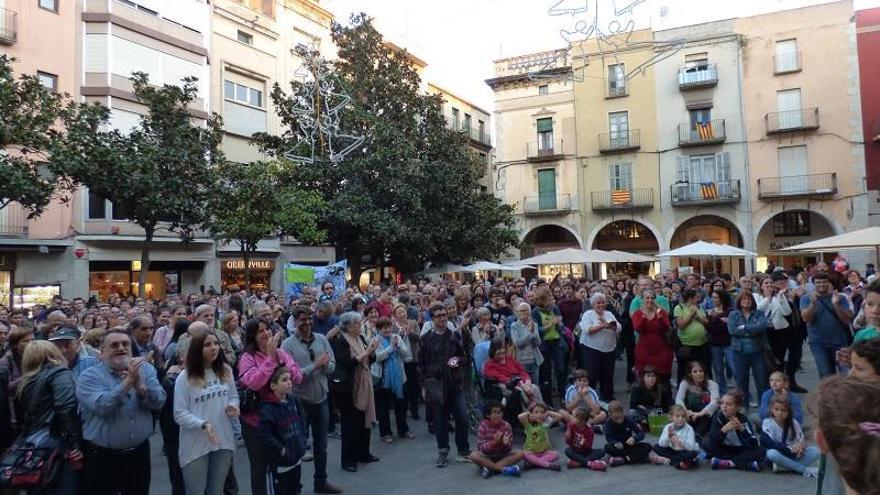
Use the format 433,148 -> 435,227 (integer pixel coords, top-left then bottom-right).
237,349 -> 302,427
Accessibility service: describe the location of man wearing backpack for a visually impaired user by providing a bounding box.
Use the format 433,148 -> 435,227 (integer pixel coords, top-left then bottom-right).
800,271 -> 853,378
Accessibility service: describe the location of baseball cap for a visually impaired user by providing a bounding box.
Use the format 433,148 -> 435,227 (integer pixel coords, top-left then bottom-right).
49,326 -> 81,341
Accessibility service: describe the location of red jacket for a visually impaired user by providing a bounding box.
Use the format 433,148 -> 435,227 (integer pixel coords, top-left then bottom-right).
482,356 -> 530,384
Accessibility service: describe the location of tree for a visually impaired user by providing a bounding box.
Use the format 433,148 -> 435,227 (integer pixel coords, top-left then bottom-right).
259,14 -> 518,281
206,159 -> 326,294
52,73 -> 223,298
0,55 -> 76,216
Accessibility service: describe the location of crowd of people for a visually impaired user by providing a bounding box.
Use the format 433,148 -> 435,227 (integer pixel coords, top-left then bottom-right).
0,261 -> 877,495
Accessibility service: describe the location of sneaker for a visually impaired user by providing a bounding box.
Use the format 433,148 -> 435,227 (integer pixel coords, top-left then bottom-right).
772,462 -> 782,473
456,451 -> 471,463
803,467 -> 819,478
328,429 -> 342,439
649,451 -> 670,465
479,466 -> 492,479
677,460 -> 693,471
548,461 -> 562,471
746,461 -> 761,472
303,451 -> 314,462
588,460 -> 608,472
609,457 -> 626,467
436,449 -> 449,469
711,457 -> 734,470
382,435 -> 393,444
314,482 -> 343,494
566,460 -> 581,469
502,465 -> 521,477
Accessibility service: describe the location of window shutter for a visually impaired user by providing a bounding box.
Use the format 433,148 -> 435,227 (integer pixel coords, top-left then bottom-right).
676,156 -> 690,183
536,118 -> 553,133
715,152 -> 730,181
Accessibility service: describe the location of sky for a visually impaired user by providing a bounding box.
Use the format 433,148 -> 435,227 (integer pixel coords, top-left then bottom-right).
324,0 -> 880,110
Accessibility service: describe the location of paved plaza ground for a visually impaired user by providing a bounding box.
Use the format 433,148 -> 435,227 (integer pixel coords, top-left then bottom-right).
149,352 -> 822,495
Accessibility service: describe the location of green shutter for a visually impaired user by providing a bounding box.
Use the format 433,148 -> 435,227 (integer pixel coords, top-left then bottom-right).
538,169 -> 557,210
536,118 -> 553,133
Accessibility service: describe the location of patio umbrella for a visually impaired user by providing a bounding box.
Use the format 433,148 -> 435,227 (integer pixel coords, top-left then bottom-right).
780,226 -> 880,265
518,248 -> 621,265
657,240 -> 756,258
499,263 -> 536,271
461,261 -> 508,272
607,250 -> 657,263
423,263 -> 468,275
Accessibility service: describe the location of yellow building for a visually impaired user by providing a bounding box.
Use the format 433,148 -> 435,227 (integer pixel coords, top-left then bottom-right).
427,82 -> 493,190
486,49 -> 583,277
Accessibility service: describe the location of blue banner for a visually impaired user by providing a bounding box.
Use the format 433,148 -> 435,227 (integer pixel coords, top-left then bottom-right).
284,260 -> 347,301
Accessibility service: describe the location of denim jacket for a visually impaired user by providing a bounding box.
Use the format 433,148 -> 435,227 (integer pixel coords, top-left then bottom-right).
727,310 -> 768,354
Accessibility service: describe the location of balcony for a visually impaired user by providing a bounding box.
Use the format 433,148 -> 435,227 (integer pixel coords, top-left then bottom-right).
671,179 -> 741,206
606,81 -> 628,99
463,126 -> 492,148
0,204 -> 28,238
766,108 -> 819,134
679,119 -> 726,147
599,130 -> 640,154
678,64 -> 717,90
757,173 -> 837,200
0,8 -> 17,45
591,188 -> 653,211
523,194 -> 573,215
774,52 -> 802,75
527,139 -> 565,162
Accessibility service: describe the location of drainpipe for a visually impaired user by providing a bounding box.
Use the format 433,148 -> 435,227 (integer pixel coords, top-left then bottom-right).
735,35 -> 756,275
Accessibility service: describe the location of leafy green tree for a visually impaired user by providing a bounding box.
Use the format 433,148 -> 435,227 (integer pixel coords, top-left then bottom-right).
260,14 -> 518,281
206,159 -> 326,293
51,73 -> 223,298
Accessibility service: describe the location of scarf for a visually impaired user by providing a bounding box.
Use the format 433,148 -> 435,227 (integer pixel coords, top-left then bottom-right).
379,336 -> 406,399
342,332 -> 376,427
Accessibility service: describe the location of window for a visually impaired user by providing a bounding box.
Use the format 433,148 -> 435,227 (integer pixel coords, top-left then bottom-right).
87,191 -> 106,220
778,145 -> 809,194
608,111 -> 630,146
111,202 -> 127,221
451,108 -> 460,130
538,85 -> 549,95
608,64 -> 626,97
224,80 -> 263,108
775,39 -> 800,73
773,211 -> 811,237
536,118 -> 553,152
684,52 -> 709,70
537,169 -> 557,210
689,108 -> 711,124
478,153 -> 488,165
478,120 -> 486,141
37,72 -> 58,93
236,30 -> 253,45
609,163 -> 633,191
38,0 -> 58,13
464,113 -> 472,132
674,152 -> 732,198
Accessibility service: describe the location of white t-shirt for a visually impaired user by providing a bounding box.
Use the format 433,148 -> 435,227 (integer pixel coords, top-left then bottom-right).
578,310 -> 622,353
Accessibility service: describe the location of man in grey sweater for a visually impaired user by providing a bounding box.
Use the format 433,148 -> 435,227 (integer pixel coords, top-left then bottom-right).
282,306 -> 343,494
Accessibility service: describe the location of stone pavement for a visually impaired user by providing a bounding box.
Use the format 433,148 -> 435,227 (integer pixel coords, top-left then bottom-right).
149,350 -> 821,495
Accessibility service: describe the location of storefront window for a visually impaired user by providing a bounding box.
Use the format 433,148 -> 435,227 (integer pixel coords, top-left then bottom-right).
13,285 -> 61,310
220,259 -> 274,293
89,271 -> 169,301
0,271 -> 11,308
538,264 -> 584,279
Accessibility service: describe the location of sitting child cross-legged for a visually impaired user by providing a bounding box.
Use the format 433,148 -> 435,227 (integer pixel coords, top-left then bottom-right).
564,407 -> 608,472
468,401 -> 523,479
603,400 -> 652,466
702,390 -> 766,472
518,403 -> 565,471
759,371 -> 803,424
760,395 -> 820,477
651,405 -> 701,470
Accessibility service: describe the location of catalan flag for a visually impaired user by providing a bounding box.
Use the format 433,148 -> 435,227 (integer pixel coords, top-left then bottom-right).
701,182 -> 718,199
611,189 -> 631,205
697,121 -> 715,140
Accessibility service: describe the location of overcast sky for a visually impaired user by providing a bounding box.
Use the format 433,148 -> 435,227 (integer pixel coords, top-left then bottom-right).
324,0 -> 880,110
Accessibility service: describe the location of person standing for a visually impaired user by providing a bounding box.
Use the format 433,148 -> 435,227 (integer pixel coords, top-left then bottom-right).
800,272 -> 853,378
282,307 -> 343,494
76,330 -> 166,495
673,289 -> 711,382
631,290 -> 674,386
727,292 -> 769,407
578,293 -> 621,402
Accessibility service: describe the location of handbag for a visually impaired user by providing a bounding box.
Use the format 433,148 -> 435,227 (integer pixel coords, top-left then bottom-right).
237,384 -> 261,413
0,372 -> 62,488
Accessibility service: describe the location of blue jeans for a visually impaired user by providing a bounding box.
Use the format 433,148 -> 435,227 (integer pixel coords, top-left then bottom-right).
182,449 -> 233,495
522,362 -> 539,385
300,398 -> 329,486
766,446 -> 820,474
431,386 -> 469,454
809,343 -> 845,378
732,350 -> 768,405
710,346 -> 735,394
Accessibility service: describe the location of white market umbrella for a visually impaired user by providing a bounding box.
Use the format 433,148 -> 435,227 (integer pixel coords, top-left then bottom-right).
607,250 -> 656,263
461,261 -> 508,272
780,226 -> 880,265
424,263 -> 468,275
500,263 -> 536,271
518,248 -> 621,265
657,240 -> 756,258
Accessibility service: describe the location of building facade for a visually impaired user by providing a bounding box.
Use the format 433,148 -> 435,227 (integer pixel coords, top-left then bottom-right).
486,50 -> 583,278
857,7 -> 880,228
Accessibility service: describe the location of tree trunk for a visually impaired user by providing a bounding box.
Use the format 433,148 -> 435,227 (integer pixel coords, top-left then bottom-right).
347,246 -> 362,289
241,241 -> 252,298
138,226 -> 154,299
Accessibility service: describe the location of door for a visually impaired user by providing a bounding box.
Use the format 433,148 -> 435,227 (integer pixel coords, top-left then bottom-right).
538,169 -> 557,210
688,108 -> 712,141
778,145 -> 808,194
777,89 -> 803,129
609,111 -> 629,148
689,154 -> 717,199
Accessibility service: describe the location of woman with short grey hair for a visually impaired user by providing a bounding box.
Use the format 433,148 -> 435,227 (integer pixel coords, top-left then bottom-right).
469,307 -> 496,344
578,292 -> 621,401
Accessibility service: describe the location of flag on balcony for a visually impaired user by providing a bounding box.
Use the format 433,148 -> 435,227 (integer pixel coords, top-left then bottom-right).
700,182 -> 718,199
611,189 -> 631,205
697,121 -> 714,140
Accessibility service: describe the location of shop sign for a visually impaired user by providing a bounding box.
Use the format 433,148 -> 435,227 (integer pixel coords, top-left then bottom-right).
73,248 -> 88,260
224,259 -> 274,271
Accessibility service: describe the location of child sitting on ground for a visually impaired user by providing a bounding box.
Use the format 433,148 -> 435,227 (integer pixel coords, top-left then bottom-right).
468,401 -> 523,479
564,369 -> 608,428
759,371 -> 803,423
629,366 -> 672,430
563,407 -> 608,471
850,338 -> 880,380
518,403 -> 565,471
760,395 -> 819,477
603,400 -> 652,466
651,405 -> 700,470
258,366 -> 308,495
703,390 -> 766,471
